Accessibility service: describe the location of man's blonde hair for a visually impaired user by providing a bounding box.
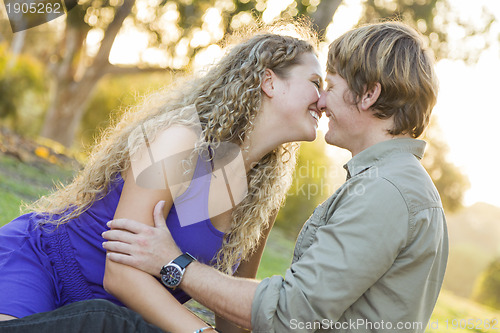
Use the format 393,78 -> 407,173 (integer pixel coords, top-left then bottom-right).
327,21 -> 438,138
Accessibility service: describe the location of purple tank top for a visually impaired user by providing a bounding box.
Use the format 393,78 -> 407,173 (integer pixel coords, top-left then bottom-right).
37,154 -> 227,306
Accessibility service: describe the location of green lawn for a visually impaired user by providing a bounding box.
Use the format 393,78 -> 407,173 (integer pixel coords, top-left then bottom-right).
0,154 -> 75,225
1,152 -> 499,331
257,227 -> 295,279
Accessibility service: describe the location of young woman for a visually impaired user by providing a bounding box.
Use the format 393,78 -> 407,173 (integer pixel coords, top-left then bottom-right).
0,23 -> 323,332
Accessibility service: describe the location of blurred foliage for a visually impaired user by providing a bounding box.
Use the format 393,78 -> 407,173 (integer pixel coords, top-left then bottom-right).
443,202 -> 500,298
78,72 -> 174,148
473,259 -> 500,311
0,43 -> 47,134
443,244 -> 491,298
358,0 -> 496,63
275,138 -> 334,236
422,121 -> 470,213
0,0 -> 340,147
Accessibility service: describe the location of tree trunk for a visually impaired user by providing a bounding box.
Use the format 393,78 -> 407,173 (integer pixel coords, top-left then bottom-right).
40,19 -> 93,147
6,30 -> 26,70
40,75 -> 100,147
310,0 -> 343,38
39,0 -> 136,147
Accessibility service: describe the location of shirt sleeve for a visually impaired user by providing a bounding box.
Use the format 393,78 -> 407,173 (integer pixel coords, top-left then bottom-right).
251,177 -> 411,332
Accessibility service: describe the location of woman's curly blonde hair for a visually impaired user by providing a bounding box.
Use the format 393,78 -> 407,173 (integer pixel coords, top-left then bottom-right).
30,20 -> 318,274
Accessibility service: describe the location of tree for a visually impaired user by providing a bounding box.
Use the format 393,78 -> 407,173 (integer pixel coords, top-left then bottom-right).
443,243 -> 490,298
358,0 -> 495,62
473,258 -> 500,310
78,71 -> 174,147
422,121 -> 470,212
13,0 -> 341,147
39,1 -> 150,147
281,0 -> 342,38
0,43 -> 46,134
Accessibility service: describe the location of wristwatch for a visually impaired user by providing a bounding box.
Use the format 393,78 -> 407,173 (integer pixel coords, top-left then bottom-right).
160,252 -> 197,289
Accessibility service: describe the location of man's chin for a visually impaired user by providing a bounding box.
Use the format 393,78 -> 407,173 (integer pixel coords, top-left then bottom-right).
323,132 -> 335,146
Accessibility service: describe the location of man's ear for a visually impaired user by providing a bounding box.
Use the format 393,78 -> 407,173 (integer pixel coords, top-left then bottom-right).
359,82 -> 381,111
261,69 -> 276,98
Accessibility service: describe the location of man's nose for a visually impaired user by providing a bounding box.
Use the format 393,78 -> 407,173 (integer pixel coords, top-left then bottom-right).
317,91 -> 327,112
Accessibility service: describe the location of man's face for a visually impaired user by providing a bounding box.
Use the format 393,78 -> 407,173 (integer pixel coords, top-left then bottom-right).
318,73 -> 367,152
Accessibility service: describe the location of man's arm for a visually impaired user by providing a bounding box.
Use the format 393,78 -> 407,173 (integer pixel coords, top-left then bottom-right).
215,210 -> 278,332
104,201 -> 262,330
182,262 -> 258,329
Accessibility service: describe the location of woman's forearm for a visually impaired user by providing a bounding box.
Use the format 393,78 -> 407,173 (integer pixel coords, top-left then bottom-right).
104,258 -> 209,333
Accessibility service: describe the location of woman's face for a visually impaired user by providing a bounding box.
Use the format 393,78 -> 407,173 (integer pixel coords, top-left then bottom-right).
271,52 -> 323,142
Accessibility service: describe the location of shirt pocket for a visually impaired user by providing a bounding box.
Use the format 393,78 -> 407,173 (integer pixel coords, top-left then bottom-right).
293,203 -> 328,261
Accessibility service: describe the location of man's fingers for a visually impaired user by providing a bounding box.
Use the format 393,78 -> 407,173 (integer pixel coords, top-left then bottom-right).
153,201 -> 167,229
106,251 -> 136,266
102,240 -> 133,254
102,229 -> 137,244
107,218 -> 147,233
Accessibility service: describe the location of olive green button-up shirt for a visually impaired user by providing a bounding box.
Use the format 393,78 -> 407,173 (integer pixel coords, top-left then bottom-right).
251,138 -> 448,333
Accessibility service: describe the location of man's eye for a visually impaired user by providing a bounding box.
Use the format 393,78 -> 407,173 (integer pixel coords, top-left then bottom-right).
312,81 -> 321,88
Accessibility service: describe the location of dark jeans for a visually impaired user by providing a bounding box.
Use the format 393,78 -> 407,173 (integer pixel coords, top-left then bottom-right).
0,299 -> 165,333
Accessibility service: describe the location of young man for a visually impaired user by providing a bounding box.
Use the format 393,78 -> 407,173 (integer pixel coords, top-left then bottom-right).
102,21 -> 448,333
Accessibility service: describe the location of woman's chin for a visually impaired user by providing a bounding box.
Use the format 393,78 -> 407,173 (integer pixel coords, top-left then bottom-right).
283,128 -> 318,143
306,133 -> 318,142
298,132 -> 317,143
308,128 -> 319,141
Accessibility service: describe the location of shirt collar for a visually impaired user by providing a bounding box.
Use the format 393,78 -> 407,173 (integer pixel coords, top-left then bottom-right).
343,138 -> 427,180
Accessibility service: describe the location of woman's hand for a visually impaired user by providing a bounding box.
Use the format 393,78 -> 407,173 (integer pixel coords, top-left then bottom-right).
102,201 -> 182,277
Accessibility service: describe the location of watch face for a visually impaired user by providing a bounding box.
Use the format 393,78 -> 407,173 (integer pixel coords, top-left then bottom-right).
161,265 -> 182,288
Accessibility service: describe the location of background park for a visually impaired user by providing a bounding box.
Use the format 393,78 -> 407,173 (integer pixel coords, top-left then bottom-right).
1,0 -> 500,331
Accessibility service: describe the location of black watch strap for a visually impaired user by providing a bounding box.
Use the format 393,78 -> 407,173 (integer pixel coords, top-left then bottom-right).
172,252 -> 197,269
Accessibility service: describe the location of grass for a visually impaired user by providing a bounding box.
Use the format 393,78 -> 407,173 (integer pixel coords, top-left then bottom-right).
1,151 -> 500,331
257,227 -> 295,279
428,292 -> 500,333
0,154 -> 75,225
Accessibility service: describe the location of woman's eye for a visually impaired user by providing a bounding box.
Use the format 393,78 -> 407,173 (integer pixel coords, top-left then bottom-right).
312,81 -> 321,89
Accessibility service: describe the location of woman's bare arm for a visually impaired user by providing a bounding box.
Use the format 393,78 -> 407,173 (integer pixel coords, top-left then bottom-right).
103,127 -> 211,333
